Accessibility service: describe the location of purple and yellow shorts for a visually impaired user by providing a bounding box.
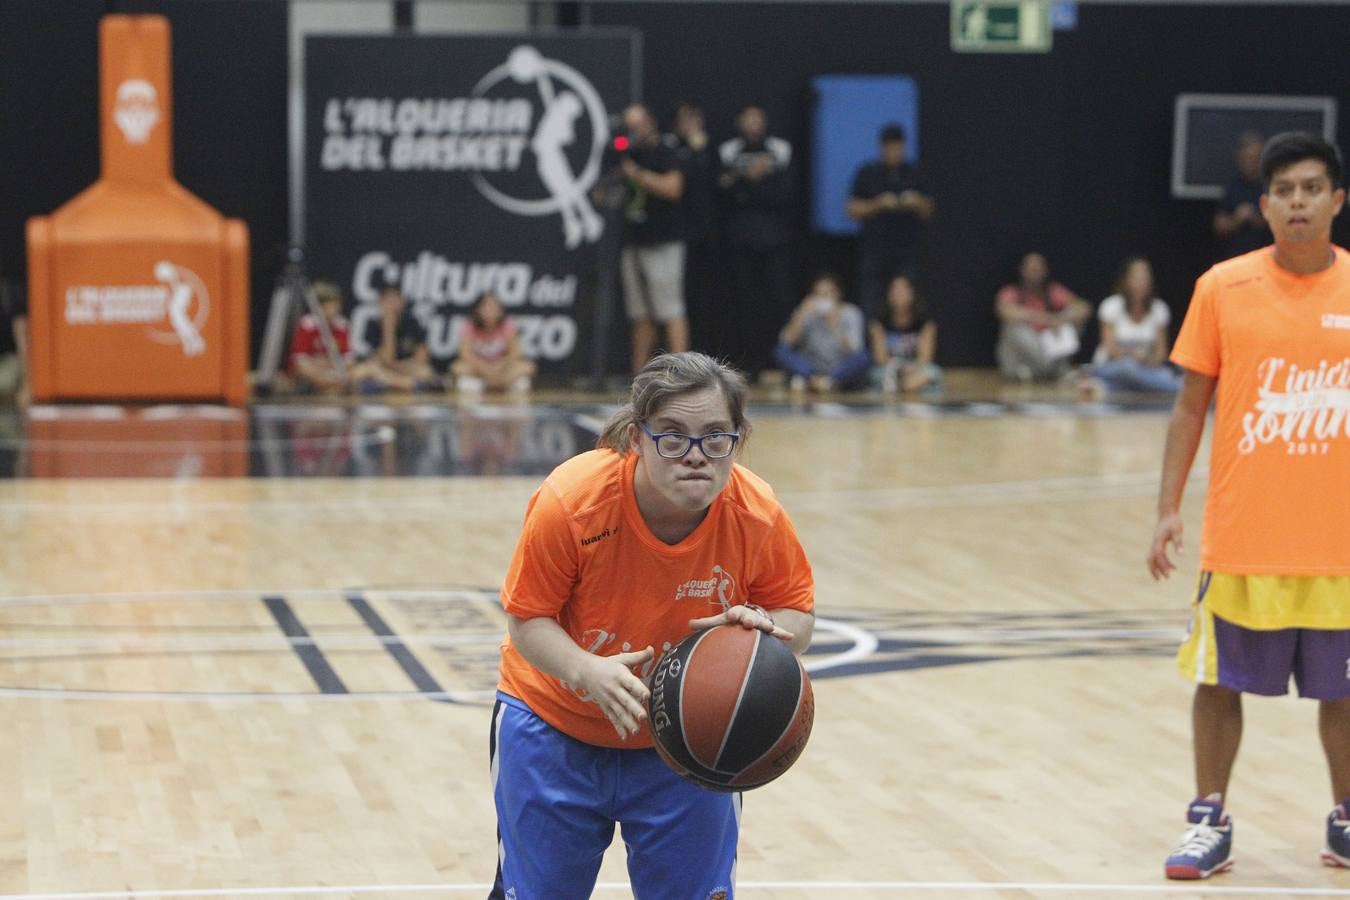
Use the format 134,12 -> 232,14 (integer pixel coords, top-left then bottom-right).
1177,572 -> 1350,700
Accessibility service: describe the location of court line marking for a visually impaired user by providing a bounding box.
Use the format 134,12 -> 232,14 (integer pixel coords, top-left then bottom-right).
4,881 -> 1350,898
344,590 -> 446,694
261,596 -> 347,695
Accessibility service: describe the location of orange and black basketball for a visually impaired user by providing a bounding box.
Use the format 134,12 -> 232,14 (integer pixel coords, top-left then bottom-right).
647,623 -> 814,792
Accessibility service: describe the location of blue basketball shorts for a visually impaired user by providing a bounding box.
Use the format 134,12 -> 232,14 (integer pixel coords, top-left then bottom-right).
489,692 -> 740,900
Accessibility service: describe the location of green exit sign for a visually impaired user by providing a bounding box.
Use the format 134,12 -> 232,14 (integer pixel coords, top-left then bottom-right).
952,1 -> 1052,53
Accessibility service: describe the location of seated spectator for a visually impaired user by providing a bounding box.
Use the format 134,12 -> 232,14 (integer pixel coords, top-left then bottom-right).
774,272 -> 871,392
348,284 -> 438,393
287,280 -> 350,393
869,275 -> 940,394
1077,256 -> 1181,398
0,267 -> 27,406
995,252 -> 1090,382
450,291 -> 537,395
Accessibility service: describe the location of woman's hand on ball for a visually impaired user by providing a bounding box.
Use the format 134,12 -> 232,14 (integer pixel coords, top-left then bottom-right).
575,646 -> 654,740
689,605 -> 795,642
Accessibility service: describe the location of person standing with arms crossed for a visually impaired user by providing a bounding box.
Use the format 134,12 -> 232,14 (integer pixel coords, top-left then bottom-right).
489,351 -> 815,898
1149,132 -> 1350,880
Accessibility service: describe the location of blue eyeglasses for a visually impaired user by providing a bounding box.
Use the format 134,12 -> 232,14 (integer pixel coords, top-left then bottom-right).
638,422 -> 740,459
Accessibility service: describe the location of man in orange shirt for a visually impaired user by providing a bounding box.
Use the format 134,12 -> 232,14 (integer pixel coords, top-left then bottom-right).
1149,132 -> 1350,880
491,351 -> 815,899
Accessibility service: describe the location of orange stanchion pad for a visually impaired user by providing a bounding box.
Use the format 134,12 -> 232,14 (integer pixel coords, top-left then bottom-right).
27,15 -> 250,406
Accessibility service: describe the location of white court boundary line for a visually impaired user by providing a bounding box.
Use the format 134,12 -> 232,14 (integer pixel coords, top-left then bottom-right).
4,880 -> 1350,898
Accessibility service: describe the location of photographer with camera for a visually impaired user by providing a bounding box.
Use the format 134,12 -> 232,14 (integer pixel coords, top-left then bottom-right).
618,102 -> 688,375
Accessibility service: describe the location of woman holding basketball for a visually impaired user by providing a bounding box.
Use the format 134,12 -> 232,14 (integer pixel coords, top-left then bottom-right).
490,351 -> 815,899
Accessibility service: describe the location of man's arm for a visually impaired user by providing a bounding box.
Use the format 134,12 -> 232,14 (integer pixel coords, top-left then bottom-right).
847,193 -> 894,222
996,291 -> 1039,325
377,318 -> 398,367
1147,370 -> 1217,579
898,189 -> 935,221
1055,292 -> 1092,328
636,166 -> 684,202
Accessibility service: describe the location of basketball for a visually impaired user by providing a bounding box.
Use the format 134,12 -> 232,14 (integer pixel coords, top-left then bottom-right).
647,624 -> 814,792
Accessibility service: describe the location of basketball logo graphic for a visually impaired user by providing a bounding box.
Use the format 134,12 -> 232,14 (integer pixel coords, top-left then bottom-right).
471,46 -> 609,249
713,565 -> 736,611
150,261 -> 209,356
60,261 -> 211,357
113,79 -> 160,144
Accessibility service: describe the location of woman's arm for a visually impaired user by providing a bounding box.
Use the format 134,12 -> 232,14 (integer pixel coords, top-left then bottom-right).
1099,321 -> 1122,360
508,614 -> 654,740
914,321 -> 937,367
868,320 -> 889,365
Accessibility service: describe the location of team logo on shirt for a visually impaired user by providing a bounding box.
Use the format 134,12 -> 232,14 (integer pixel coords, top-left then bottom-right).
1239,356 -> 1350,455
1323,314 -> 1350,331
674,565 -> 737,609
579,526 -> 614,546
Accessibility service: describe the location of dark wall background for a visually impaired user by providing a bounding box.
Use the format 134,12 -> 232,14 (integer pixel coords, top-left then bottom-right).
592,2 -> 1350,366
4,2 -> 1350,369
0,0 -> 288,363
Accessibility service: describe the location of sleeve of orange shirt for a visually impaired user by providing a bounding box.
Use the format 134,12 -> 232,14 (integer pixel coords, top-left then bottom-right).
1170,272 -> 1221,377
746,508 -> 815,614
500,482 -> 579,619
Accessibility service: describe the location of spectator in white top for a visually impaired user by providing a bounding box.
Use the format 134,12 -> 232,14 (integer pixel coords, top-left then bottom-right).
1078,256 -> 1181,398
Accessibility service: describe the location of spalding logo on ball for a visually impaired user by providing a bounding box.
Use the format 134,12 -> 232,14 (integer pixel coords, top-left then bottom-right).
647,624 -> 814,791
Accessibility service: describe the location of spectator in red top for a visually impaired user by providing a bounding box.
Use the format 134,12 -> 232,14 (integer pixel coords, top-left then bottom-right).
288,280 -> 351,393
450,291 -> 537,395
995,252 -> 1090,382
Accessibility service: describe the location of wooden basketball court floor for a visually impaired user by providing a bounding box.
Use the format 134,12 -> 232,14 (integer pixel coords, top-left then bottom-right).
0,379 -> 1344,900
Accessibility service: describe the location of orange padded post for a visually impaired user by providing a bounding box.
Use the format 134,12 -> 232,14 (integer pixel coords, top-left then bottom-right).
26,15 -> 250,406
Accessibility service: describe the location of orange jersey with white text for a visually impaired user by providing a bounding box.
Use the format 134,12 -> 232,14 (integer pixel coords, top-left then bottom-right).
497,449 -> 815,748
1171,246 -> 1350,574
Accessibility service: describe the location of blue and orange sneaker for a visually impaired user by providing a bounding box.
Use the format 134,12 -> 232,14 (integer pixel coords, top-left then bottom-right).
1321,804 -> 1350,868
1165,794 -> 1234,880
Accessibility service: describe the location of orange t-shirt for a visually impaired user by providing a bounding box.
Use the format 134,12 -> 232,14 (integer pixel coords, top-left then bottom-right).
1171,246 -> 1350,574
497,448 -> 815,749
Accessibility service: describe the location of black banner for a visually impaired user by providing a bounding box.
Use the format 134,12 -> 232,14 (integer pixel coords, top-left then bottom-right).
304,33 -> 637,375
